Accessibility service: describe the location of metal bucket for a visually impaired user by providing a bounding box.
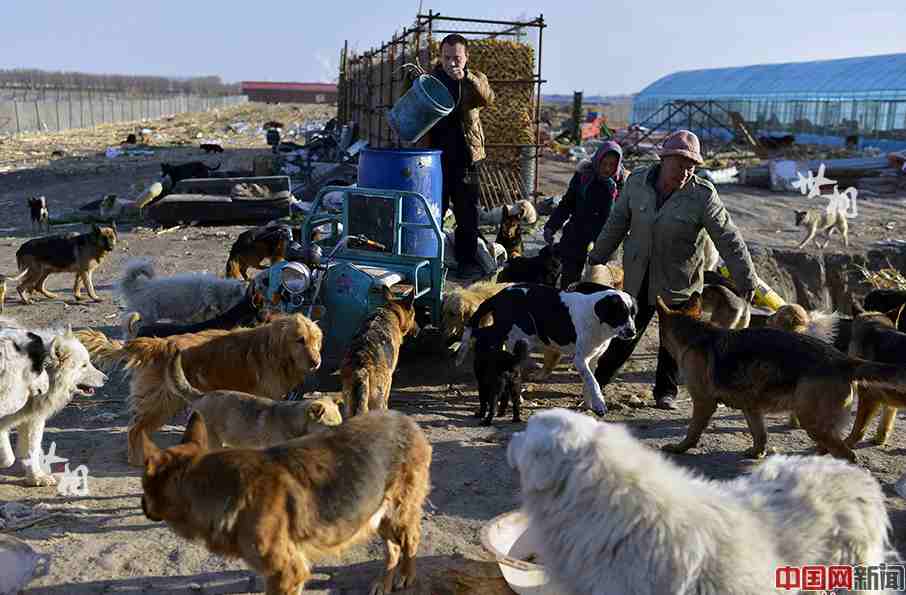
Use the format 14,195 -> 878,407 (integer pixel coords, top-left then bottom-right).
387,74 -> 455,143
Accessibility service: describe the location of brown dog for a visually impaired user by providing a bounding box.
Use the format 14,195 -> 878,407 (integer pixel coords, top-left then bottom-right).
656,293 -> 906,462
495,208 -> 524,259
701,284 -> 750,329
0,269 -> 28,314
766,303 -> 851,429
225,225 -> 291,280
76,313 -> 322,466
16,224 -> 117,303
141,410 -> 431,595
845,301 -> 906,449
341,286 -> 419,417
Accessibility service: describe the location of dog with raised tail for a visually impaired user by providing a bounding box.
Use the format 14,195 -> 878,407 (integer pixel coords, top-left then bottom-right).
507,408 -> 897,595
118,258 -> 247,327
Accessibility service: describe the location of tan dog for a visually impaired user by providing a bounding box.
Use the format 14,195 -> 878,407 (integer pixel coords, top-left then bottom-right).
795,208 -> 848,249
16,224 -> 117,303
0,269 -> 28,314
76,313 -> 322,466
701,284 -> 750,329
845,301 -> 906,449
657,293 -> 906,462
141,410 -> 431,595
442,280 -> 514,340
164,349 -> 341,449
341,287 -> 419,417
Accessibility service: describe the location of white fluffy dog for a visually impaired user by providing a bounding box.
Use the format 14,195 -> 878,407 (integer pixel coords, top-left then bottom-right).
118,258 -> 247,329
0,319 -> 106,486
507,409 -> 896,595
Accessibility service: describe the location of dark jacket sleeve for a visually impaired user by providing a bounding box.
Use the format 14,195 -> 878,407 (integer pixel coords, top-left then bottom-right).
702,189 -> 757,294
461,69 -> 494,109
544,173 -> 581,234
587,181 -> 631,265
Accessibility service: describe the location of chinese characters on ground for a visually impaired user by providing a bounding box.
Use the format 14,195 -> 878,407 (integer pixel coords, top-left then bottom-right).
22,441 -> 90,497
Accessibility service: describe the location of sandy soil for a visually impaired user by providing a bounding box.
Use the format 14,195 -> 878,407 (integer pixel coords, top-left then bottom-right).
1,116 -> 906,594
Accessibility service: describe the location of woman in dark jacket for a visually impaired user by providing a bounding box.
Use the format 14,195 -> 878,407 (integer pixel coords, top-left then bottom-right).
543,141 -> 624,289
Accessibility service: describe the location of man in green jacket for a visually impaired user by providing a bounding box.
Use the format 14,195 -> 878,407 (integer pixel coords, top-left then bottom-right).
587,130 -> 757,409
425,34 -> 495,279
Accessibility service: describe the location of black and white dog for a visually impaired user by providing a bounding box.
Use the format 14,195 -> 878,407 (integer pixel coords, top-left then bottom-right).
455,282 -> 637,416
27,196 -> 50,234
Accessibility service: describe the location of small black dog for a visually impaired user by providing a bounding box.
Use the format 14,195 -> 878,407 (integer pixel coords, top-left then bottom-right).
160,161 -> 221,184
474,337 -> 529,426
27,196 -> 50,234
200,143 -> 224,154
497,244 -> 562,287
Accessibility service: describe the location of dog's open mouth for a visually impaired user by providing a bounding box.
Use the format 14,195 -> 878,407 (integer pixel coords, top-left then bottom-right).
76,384 -> 96,396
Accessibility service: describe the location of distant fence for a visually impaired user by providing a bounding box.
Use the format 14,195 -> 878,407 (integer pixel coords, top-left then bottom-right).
0,94 -> 247,135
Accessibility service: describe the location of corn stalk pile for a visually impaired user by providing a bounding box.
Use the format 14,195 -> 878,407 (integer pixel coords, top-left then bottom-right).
429,38 -> 536,169
856,264 -> 906,290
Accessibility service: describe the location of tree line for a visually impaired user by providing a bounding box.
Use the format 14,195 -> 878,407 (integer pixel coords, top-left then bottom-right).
0,68 -> 240,96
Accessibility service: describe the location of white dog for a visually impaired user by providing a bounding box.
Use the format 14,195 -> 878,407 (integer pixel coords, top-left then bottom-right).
0,320 -> 106,486
118,258 -> 247,331
507,409 -> 896,595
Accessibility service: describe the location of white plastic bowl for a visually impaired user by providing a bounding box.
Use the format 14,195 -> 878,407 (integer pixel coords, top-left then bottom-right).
481,510 -> 563,595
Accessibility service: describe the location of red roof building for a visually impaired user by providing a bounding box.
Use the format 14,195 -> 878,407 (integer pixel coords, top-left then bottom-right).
241,81 -> 338,104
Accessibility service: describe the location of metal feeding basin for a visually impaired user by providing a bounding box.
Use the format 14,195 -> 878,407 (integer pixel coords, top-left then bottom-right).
0,534 -> 45,594
480,510 -> 564,595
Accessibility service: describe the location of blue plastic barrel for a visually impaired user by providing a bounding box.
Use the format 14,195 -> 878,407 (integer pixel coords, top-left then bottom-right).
357,148 -> 442,258
387,74 -> 455,143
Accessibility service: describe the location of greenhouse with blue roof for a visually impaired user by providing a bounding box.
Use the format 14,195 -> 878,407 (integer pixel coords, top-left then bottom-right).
632,53 -> 906,151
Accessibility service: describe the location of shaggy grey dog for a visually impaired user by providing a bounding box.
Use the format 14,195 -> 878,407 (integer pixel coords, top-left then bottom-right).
508,409 -> 897,595
117,259 -> 247,330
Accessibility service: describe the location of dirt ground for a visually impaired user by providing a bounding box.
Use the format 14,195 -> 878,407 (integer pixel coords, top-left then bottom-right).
2,110 -> 906,594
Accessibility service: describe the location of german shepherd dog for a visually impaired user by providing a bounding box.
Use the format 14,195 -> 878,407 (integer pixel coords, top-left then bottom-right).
16,224 -> 117,303
495,208 -> 524,259
141,410 -> 431,595
845,301 -> 906,449
225,225 -> 292,280
340,286 -> 419,418
656,293 -> 906,462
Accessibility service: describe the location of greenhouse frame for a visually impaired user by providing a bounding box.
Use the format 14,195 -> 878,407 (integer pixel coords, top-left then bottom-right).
632,53 -> 906,151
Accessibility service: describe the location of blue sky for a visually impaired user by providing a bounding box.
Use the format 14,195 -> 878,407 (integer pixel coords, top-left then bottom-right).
1,1 -> 904,95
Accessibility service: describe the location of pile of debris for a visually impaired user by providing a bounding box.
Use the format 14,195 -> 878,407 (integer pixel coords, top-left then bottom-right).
741,153 -> 906,197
